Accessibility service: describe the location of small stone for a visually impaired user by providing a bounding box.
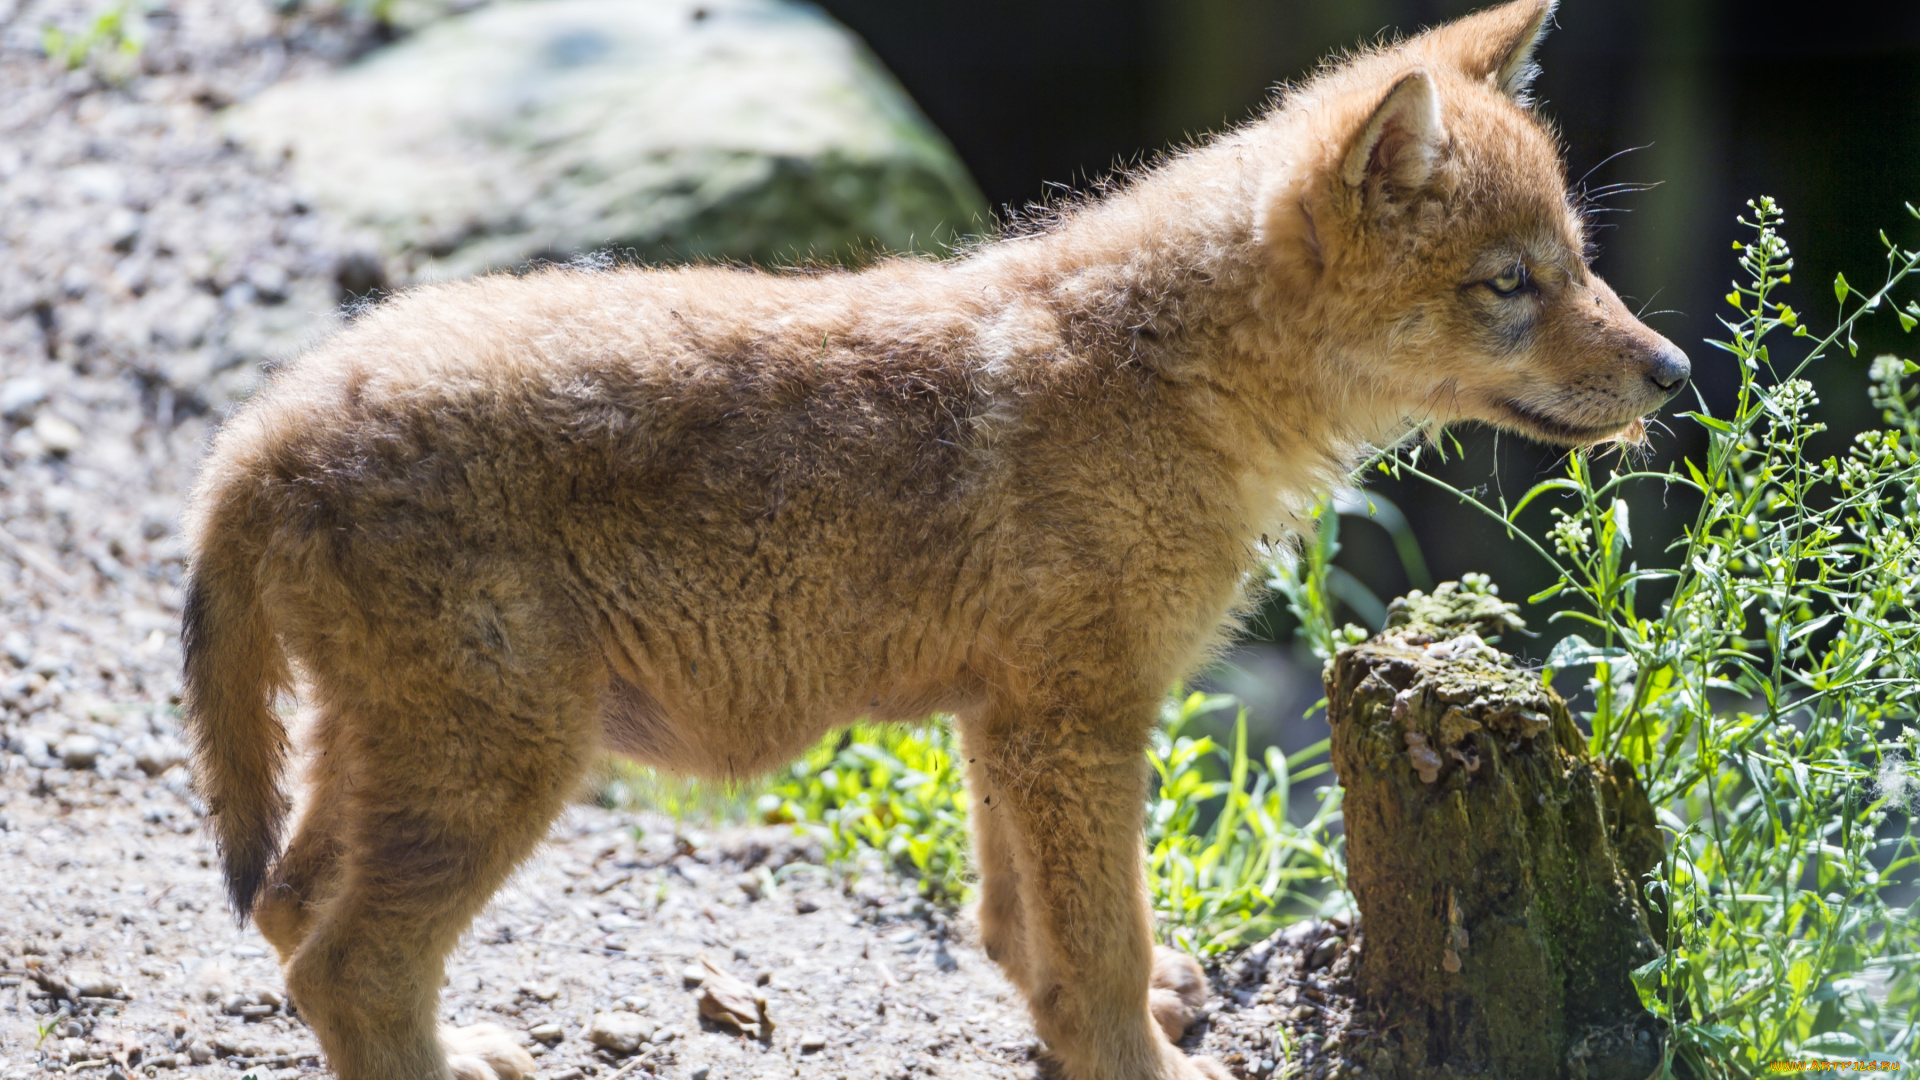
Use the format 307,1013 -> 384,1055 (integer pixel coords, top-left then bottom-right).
694,955 -> 769,1038
527,1021 -> 563,1045
127,733 -> 187,776
689,1068 -> 711,1080
2,631 -> 31,667
187,1043 -> 215,1064
587,1010 -> 654,1054
60,265 -> 92,297
140,506 -> 173,540
799,1033 -> 827,1052
522,980 -> 560,1001
69,969 -> 125,998
246,262 -> 289,301
1287,1005 -> 1316,1022
9,427 -> 44,458
0,377 -> 49,419
1307,936 -> 1341,971
32,412 -> 83,456
106,207 -> 143,253
210,1032 -> 259,1056
56,734 -> 102,770
793,897 -> 819,914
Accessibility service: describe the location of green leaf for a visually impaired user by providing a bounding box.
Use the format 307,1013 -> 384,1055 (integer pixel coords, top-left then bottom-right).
1680,411 -> 1734,434
1799,1032 -> 1870,1055
1684,458 -> 1709,490
1545,634 -> 1627,670
1835,270 -> 1850,304
1630,954 -> 1669,1014
1507,477 -> 1582,521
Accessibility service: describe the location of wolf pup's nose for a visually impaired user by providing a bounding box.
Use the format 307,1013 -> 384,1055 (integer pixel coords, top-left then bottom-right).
1647,345 -> 1690,393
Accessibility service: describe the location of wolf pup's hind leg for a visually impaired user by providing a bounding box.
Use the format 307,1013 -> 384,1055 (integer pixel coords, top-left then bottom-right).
269,568 -> 597,1080
280,676 -> 580,1079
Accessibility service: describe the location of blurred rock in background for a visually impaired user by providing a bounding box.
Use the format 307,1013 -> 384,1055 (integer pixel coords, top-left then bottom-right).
225,0 -> 988,285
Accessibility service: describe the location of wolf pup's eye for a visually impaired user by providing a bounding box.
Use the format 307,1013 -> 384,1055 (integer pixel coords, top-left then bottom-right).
1488,264 -> 1527,297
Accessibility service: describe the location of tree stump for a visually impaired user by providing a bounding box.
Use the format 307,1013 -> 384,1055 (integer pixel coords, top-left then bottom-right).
1325,582 -> 1666,1080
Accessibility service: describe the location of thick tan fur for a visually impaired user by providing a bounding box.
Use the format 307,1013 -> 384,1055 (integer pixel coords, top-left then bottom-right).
180,3 -> 1687,1077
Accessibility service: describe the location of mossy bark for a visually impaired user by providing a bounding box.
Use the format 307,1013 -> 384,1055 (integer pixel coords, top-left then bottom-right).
1326,587 -> 1665,1080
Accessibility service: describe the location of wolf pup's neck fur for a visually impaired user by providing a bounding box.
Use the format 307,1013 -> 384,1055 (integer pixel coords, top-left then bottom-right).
181,3 -> 1687,1079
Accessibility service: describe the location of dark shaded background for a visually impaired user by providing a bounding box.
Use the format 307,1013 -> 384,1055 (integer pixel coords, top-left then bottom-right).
816,0 -> 1920,738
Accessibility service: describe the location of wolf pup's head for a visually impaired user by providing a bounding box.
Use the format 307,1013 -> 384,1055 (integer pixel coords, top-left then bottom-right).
1263,0 -> 1688,446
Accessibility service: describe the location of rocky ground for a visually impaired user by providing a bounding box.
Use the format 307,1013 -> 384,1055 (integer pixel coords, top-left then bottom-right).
0,1 -> 1382,1077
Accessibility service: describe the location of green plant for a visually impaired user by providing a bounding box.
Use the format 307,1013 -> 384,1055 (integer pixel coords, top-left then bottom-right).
758,721 -> 972,902
41,2 -> 142,73
33,1005 -> 67,1049
1147,691 -> 1346,956
1385,198 -> 1920,1075
744,705 -> 1348,951
612,695 -> 1350,955
1272,1024 -> 1300,1078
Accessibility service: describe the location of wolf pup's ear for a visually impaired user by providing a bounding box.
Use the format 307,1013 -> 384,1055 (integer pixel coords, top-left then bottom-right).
1420,0 -> 1557,100
1341,69 -> 1445,195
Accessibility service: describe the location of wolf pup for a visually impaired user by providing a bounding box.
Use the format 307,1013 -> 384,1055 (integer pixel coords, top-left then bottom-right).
182,1 -> 1687,1077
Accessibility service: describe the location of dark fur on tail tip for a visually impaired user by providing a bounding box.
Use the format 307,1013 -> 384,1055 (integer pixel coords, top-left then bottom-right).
225,841 -> 273,923
180,570 -> 284,923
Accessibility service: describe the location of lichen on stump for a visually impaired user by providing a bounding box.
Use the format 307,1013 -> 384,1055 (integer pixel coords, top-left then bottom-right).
1326,580 -> 1665,1080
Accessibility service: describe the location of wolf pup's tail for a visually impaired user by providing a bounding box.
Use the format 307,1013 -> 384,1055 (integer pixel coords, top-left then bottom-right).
180,489 -> 291,921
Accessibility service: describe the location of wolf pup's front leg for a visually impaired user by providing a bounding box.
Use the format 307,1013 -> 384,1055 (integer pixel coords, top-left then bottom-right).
961,697 -> 1230,1080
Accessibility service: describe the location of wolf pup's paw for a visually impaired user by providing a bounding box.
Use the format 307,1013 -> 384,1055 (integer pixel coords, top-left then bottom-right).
1184,1055 -> 1234,1080
441,1022 -> 536,1080
1149,945 -> 1211,1042
1157,1041 -> 1236,1080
